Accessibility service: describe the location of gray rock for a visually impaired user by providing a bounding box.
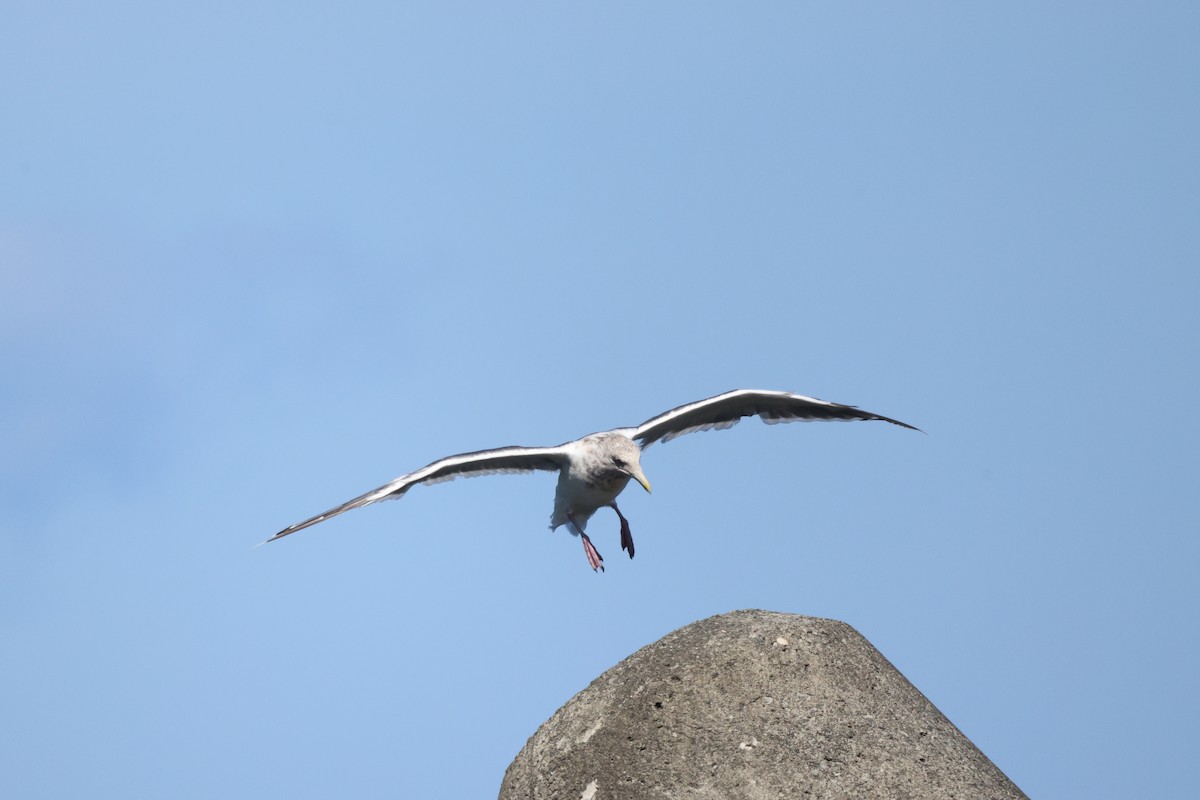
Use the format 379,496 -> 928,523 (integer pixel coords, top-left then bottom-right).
500,610 -> 1026,800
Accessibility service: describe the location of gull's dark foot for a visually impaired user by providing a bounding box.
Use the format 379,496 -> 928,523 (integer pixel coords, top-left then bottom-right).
611,503 -> 635,559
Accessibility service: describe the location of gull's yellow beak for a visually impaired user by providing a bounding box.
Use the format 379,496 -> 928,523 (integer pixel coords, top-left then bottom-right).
631,468 -> 652,494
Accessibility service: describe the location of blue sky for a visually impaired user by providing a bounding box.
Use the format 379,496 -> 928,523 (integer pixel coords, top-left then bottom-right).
3,3 -> 1197,797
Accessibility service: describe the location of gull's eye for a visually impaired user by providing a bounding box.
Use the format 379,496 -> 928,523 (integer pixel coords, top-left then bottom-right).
612,457 -> 627,468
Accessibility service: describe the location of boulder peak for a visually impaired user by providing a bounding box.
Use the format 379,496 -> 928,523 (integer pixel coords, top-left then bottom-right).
500,609 -> 1025,799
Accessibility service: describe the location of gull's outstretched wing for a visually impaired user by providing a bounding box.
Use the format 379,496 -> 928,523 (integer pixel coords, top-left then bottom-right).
629,389 -> 920,449
266,445 -> 569,543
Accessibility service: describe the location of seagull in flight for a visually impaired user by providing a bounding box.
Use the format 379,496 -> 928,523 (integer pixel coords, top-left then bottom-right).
267,389 -> 918,571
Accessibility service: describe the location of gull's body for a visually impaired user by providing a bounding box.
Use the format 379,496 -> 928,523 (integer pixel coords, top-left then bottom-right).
550,434 -> 643,528
268,389 -> 919,570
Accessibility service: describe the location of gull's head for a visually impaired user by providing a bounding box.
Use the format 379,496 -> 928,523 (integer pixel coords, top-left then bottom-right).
602,435 -> 651,494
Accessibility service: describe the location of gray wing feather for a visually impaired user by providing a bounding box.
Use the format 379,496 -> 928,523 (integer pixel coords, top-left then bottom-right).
632,389 -> 919,449
266,445 -> 568,542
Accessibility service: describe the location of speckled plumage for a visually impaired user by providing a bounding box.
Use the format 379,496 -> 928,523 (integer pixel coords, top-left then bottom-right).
550,434 -> 646,530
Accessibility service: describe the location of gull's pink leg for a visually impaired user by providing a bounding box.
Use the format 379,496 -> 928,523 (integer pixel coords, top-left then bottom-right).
568,512 -> 604,572
580,533 -> 605,572
610,503 -> 635,559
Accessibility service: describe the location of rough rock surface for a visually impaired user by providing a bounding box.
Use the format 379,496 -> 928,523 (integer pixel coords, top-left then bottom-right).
499,610 -> 1026,800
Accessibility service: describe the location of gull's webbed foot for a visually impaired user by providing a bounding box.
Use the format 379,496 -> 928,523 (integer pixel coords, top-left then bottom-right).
611,503 -> 635,559
568,511 -> 605,572
580,532 -> 605,572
